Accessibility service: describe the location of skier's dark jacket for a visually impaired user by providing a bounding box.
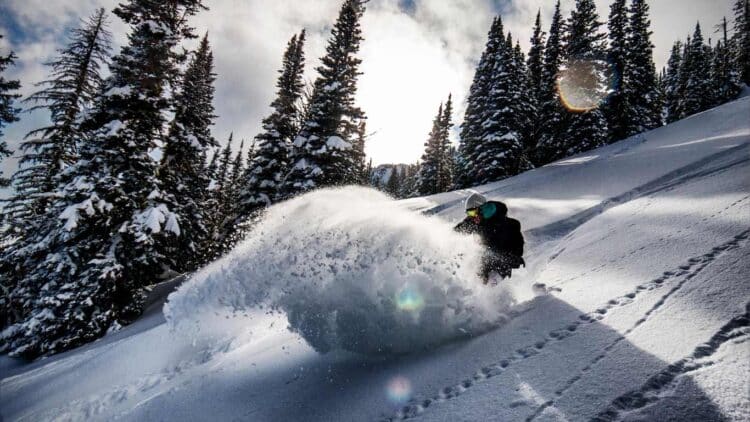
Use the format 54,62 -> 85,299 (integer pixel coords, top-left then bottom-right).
454,201 -> 525,279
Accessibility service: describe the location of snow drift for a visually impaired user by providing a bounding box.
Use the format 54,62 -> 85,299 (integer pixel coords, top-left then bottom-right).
164,187 -> 515,355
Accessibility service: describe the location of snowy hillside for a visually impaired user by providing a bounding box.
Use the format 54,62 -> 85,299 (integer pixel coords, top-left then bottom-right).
2,96 -> 749,421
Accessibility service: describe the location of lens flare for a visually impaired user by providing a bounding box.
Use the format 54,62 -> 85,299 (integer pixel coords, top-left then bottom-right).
556,59 -> 614,113
396,284 -> 424,311
386,376 -> 413,404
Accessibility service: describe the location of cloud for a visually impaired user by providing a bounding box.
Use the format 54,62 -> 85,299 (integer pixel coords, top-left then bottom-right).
0,0 -> 739,200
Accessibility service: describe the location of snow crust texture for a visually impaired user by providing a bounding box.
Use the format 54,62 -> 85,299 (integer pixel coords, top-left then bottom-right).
165,187 -> 514,354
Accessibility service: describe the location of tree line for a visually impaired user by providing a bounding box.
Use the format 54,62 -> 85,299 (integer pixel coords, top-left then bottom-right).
377,0 -> 749,199
0,0 -> 369,358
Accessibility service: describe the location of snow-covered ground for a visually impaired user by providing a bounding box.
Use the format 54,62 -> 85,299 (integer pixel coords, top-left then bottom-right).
2,96 -> 749,421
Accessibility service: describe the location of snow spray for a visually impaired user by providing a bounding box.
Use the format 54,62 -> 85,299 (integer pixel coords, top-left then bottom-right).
164,187 -> 515,355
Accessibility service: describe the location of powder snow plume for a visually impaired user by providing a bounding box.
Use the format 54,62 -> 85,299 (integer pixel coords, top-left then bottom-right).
164,187 -> 515,355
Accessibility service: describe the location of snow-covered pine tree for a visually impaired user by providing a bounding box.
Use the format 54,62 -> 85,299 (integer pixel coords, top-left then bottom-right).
0,34 -> 21,188
525,11 -> 546,163
215,134 -> 234,210
437,94 -> 454,191
199,147 -> 219,261
472,31 -> 531,185
416,102 -> 445,195
400,163 -> 420,199
455,16 -> 504,188
535,0 -> 567,166
627,0 -> 662,133
217,139 -> 246,250
557,0 -> 609,157
0,34 -> 21,328
365,157 -> 373,184
663,42 -> 683,122
4,9 -> 111,243
673,36 -> 693,120
0,10 -> 110,331
203,134 -> 234,259
679,23 -> 715,118
281,0 -> 366,197
351,119 -> 369,184
732,0 -> 750,84
712,17 -> 742,104
656,67 -> 667,124
160,33 -> 217,272
513,41 -> 537,166
205,147 -> 219,183
385,166 -> 401,197
527,10 -> 546,108
239,31 -> 306,218
0,0 -> 207,358
604,0 -> 631,142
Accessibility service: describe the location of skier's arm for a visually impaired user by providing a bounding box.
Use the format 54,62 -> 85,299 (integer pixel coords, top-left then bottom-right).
454,218 -> 473,234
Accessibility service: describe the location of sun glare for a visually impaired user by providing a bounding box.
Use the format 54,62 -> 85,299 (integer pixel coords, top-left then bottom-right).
556,59 -> 614,113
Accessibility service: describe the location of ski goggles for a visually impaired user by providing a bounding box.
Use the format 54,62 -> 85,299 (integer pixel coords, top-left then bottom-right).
466,208 -> 480,217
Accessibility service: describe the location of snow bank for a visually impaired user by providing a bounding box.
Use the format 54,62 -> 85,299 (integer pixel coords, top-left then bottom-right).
165,186 -> 514,355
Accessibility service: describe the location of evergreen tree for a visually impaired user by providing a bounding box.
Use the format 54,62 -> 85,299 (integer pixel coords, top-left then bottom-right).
558,0 -> 609,157
604,0 -> 631,142
527,10 -> 546,107
217,139 -> 245,249
536,1 -> 567,165
351,120 -> 369,184
674,36 -> 692,120
400,163 -> 420,199
679,23 -> 715,117
0,34 -> 21,187
1,11 -> 110,331
416,102 -> 446,195
4,9 -> 111,242
384,166 -> 401,197
627,0 -> 662,132
282,0 -> 366,196
437,94 -> 454,191
159,33 -> 217,271
713,17 -> 742,103
732,0 -> 750,84
0,34 -> 21,329
205,147 -> 219,182
513,41 -> 537,163
473,32 -> 532,185
525,11 -> 546,164
204,133 -> 234,258
455,16 -> 504,188
239,31 -> 306,217
1,0 -> 207,358
201,147 -> 220,261
365,157 -> 373,185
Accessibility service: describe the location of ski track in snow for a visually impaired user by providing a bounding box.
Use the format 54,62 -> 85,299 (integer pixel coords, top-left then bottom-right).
526,142 -> 750,241
546,193 -> 750,288
379,228 -> 750,421
590,307 -> 750,421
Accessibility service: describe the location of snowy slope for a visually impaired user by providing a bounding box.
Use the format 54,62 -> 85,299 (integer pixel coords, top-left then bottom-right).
1,96 -> 749,422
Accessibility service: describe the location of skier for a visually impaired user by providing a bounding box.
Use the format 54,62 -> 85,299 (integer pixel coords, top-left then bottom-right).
454,192 -> 525,284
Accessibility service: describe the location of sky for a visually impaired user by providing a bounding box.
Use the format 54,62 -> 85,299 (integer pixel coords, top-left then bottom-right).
0,0 -> 738,198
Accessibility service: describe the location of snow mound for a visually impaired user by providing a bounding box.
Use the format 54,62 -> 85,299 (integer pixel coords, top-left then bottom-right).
165,186 -> 514,355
